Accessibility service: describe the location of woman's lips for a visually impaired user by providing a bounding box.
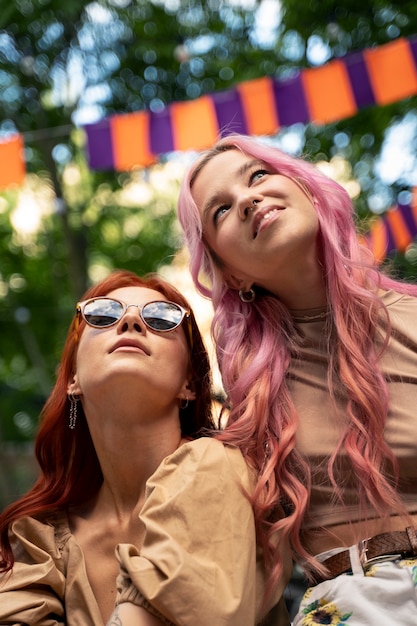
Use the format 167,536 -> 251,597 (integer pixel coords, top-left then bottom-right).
252,206 -> 284,239
110,338 -> 150,355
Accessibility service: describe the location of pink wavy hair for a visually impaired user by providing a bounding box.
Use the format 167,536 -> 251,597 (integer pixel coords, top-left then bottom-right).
178,134 -> 417,588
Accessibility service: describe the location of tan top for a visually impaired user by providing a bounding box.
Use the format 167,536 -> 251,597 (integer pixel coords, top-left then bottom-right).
0,438 -> 291,626
288,290 -> 417,549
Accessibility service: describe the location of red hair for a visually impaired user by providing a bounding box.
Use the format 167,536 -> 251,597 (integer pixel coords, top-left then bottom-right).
0,270 -> 214,572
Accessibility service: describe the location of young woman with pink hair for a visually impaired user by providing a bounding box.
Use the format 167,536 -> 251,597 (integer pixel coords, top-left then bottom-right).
0,269 -> 291,626
177,134 -> 417,624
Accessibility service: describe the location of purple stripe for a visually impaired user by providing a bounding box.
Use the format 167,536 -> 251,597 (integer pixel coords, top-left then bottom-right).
211,89 -> 248,136
409,36 -> 417,67
273,74 -> 309,126
344,52 -> 376,108
382,218 -> 396,256
396,202 -> 417,238
84,120 -> 114,170
149,109 -> 174,155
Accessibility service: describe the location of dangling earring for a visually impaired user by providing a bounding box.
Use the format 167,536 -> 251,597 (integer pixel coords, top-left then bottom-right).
180,397 -> 189,410
239,288 -> 255,303
68,393 -> 79,429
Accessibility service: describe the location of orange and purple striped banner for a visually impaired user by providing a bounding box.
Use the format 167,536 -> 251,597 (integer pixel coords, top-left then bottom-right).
361,189 -> 417,263
85,35 -> 417,171
3,33 -> 417,268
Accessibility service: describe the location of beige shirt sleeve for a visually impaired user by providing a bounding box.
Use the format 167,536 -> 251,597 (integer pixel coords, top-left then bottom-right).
0,516 -> 66,625
115,437 -> 291,626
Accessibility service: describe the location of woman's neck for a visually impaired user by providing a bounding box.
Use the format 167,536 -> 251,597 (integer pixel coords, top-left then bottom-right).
87,408 -> 183,515
268,269 -> 327,310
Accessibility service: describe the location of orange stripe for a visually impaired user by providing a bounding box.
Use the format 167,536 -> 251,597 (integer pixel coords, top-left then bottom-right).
111,112 -> 154,170
364,38 -> 417,106
237,77 -> 279,135
170,96 -> 219,151
385,206 -> 412,251
0,135 -> 25,188
301,60 -> 357,124
369,218 -> 388,263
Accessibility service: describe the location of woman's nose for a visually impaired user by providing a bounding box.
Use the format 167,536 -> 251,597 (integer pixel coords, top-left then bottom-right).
238,198 -> 260,220
117,305 -> 146,333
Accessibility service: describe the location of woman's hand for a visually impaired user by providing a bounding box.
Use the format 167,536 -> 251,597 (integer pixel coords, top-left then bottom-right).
107,603 -> 166,626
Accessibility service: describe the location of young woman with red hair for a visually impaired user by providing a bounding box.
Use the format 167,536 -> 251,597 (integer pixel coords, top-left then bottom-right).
0,269 -> 291,626
177,134 -> 417,624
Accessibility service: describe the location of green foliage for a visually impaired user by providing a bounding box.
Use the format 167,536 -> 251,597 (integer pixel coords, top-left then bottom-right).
281,0 -> 417,50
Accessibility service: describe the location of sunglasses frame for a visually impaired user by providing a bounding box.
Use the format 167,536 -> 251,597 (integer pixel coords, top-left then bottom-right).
75,297 -> 193,344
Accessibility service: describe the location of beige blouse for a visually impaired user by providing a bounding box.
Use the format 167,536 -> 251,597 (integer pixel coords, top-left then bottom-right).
0,438 -> 291,626
288,289 -> 417,535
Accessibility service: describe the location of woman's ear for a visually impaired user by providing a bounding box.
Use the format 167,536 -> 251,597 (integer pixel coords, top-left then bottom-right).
67,374 -> 82,397
225,272 -> 244,290
223,269 -> 253,293
179,380 -> 197,402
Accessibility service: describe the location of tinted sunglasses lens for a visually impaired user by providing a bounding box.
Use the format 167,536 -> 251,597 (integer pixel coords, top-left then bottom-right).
83,299 -> 124,327
142,301 -> 183,331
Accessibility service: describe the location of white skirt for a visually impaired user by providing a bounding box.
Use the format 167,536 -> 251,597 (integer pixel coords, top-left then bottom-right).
292,546 -> 417,626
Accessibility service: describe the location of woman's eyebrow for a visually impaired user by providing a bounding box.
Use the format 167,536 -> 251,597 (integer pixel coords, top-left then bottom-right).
236,158 -> 265,178
201,159 -> 265,225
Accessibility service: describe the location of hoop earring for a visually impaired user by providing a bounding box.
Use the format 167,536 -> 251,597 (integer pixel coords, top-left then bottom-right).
180,397 -> 189,410
239,288 -> 255,303
68,393 -> 79,430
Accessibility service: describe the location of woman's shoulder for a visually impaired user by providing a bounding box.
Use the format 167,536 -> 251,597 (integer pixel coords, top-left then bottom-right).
380,288 -> 417,308
11,509 -> 71,556
10,512 -> 71,569
147,437 -> 253,494
380,288 -> 417,324
167,436 -> 248,473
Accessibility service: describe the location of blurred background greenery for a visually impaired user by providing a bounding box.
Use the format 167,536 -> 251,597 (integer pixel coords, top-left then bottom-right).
0,0 -> 416,509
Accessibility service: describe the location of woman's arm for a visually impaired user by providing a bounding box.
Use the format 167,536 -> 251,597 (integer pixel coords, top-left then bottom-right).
107,603 -> 166,626
112,439 -> 292,626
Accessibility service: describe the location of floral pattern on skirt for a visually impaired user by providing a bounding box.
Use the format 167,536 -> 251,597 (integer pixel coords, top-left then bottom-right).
300,595 -> 352,624
293,556 -> 417,626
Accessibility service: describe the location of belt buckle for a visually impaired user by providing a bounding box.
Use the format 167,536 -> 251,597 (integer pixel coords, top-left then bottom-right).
358,538 -> 400,570
358,537 -> 371,569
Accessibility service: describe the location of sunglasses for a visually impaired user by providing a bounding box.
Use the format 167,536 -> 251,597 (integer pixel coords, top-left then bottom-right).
76,297 -> 192,338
